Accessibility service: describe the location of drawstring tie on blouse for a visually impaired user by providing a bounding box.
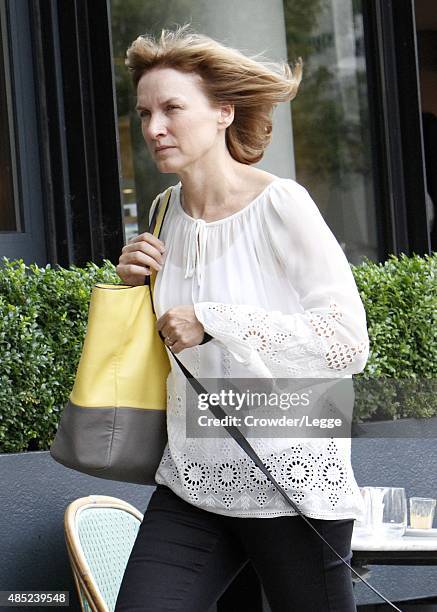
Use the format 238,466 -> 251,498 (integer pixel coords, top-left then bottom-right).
183,218 -> 208,286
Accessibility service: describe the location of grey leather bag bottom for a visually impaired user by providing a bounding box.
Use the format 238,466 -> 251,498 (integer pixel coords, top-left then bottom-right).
50,400 -> 167,485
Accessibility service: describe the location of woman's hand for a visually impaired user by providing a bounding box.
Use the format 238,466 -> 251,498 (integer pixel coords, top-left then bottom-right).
116,232 -> 166,286
157,305 -> 205,354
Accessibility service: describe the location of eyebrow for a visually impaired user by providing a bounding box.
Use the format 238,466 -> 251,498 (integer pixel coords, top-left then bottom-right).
135,97 -> 184,111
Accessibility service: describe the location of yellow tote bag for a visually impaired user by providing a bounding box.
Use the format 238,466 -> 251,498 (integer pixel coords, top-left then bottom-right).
50,188 -> 172,484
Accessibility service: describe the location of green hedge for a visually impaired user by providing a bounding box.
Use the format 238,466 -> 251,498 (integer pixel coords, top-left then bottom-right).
351,253 -> 436,422
0,253 -> 436,453
0,259 -> 119,453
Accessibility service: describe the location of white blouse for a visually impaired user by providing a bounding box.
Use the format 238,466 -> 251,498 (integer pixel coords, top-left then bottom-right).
150,177 -> 369,519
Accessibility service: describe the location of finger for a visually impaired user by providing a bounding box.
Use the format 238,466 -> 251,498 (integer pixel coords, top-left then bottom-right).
169,340 -> 183,354
158,324 -> 174,339
119,263 -> 152,278
122,242 -> 165,265
128,231 -> 151,244
128,232 -> 165,253
122,251 -> 163,272
156,312 -> 171,331
164,335 -> 177,348
160,329 -> 170,342
125,236 -> 165,255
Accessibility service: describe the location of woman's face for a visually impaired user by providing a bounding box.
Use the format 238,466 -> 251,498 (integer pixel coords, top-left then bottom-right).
136,67 -> 229,174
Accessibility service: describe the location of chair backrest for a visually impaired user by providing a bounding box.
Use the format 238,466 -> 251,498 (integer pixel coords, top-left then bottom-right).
64,495 -> 143,612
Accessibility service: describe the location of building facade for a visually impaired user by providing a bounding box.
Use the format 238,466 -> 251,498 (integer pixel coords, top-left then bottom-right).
0,0 -> 435,271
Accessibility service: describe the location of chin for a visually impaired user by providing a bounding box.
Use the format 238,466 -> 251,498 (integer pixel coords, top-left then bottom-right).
156,164 -> 181,175
155,159 -> 184,174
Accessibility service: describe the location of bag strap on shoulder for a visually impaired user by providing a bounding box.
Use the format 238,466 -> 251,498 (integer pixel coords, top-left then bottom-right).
150,187 -> 172,237
145,188 -> 173,292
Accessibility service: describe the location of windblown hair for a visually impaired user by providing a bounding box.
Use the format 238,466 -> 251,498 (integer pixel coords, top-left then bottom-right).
125,24 -> 303,164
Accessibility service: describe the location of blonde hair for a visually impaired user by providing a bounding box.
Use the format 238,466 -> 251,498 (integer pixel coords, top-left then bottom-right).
125,24 -> 303,164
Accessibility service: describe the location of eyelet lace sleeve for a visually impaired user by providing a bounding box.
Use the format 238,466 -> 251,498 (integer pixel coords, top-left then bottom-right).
193,180 -> 370,378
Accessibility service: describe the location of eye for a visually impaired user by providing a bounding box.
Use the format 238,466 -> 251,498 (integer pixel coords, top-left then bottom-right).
138,106 -> 180,118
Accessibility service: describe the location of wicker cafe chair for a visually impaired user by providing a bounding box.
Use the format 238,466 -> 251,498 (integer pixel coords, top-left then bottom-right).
64,495 -> 144,612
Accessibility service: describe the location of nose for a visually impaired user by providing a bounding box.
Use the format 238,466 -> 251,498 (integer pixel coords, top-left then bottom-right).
144,113 -> 167,141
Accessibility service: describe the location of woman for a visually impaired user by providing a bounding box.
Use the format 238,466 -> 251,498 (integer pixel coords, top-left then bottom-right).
115,25 -> 369,612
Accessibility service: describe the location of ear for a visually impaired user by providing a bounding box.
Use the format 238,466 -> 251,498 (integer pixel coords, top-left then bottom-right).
218,103 -> 234,129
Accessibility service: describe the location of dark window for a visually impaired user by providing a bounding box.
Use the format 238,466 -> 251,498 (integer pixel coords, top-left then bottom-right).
283,0 -> 379,265
0,4 -> 21,233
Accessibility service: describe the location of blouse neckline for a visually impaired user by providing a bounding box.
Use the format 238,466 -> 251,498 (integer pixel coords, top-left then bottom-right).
174,177 -> 283,227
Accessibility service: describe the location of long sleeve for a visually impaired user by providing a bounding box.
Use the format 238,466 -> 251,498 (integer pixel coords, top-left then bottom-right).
193,180 -> 370,378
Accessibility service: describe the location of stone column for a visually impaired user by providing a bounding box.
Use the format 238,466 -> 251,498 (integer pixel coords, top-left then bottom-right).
179,0 -> 296,179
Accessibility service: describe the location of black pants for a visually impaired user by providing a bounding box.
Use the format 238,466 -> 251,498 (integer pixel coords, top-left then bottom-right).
115,484 -> 357,612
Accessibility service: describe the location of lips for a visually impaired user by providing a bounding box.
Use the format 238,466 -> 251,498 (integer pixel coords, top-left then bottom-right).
155,146 -> 175,152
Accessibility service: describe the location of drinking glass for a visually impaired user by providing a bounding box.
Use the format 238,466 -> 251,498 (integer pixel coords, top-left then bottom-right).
379,487 -> 407,538
352,487 -> 373,538
353,486 -> 407,539
409,497 -> 436,529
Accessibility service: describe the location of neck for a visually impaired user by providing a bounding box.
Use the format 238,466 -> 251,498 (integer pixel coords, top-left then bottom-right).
177,148 -> 251,219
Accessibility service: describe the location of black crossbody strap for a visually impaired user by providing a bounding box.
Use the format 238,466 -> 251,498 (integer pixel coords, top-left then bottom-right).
169,352 -> 401,611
